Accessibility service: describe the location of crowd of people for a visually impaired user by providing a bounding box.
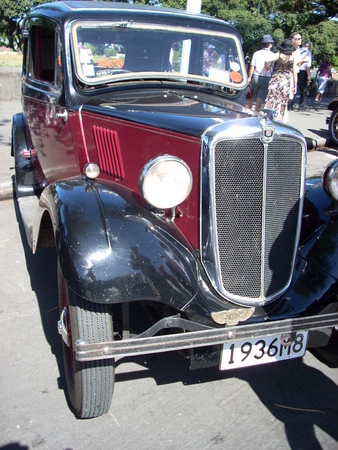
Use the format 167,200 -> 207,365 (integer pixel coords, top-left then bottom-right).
246,32 -> 333,123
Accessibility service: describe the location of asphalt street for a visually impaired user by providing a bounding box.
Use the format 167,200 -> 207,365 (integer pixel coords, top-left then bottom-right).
0,97 -> 337,449
0,198 -> 337,449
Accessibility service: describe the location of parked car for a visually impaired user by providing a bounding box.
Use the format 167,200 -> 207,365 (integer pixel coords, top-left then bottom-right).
327,96 -> 338,146
12,1 -> 338,419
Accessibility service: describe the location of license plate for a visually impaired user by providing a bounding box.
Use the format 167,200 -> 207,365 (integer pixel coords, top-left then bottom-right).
220,331 -> 308,370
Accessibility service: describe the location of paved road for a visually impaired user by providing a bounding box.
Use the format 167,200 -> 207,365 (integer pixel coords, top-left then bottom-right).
0,99 -> 338,449
0,198 -> 338,449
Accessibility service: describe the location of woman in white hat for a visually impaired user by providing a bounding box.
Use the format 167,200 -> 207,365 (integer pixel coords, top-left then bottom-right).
263,39 -> 297,122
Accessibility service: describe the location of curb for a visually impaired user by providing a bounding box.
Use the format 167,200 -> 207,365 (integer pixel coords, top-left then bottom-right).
0,181 -> 13,201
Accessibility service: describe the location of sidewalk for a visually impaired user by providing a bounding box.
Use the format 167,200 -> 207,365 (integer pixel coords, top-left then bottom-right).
0,96 -> 336,201
287,96 -> 334,150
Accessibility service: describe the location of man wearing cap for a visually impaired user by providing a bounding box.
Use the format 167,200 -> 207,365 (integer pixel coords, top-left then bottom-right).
297,41 -> 312,109
288,32 -> 302,110
247,34 -> 275,111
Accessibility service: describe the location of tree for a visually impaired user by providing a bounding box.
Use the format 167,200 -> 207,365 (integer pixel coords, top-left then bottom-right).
1,0 -> 337,67
162,0 -> 338,64
0,0 -> 52,50
201,0 -> 275,57
305,20 -> 338,64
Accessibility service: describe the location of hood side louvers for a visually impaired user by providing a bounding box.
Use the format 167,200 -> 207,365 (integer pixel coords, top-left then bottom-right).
93,125 -> 125,180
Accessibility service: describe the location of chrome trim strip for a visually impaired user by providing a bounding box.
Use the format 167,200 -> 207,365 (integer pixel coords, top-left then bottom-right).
260,142 -> 268,298
78,105 -> 90,165
75,312 -> 338,361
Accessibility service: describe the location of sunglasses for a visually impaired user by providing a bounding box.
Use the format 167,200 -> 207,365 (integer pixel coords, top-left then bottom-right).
295,37 -> 302,40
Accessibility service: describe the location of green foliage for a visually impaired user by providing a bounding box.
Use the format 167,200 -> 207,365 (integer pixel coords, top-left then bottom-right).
0,0 -> 53,50
104,47 -> 118,58
306,21 -> 338,62
161,0 -> 338,64
331,55 -> 338,71
95,44 -> 106,56
0,0 -> 337,65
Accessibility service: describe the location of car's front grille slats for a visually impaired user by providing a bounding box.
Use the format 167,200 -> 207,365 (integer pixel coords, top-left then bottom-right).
214,139 -> 264,298
202,133 -> 304,306
263,140 -> 302,296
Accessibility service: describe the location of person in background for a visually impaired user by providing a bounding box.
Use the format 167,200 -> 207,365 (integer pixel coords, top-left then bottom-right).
203,44 -> 217,76
297,40 -> 312,110
289,32 -> 302,110
263,39 -> 297,123
315,55 -> 332,102
246,34 -> 275,111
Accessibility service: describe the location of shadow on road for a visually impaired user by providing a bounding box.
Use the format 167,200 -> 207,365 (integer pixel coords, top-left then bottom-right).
12,195 -> 74,412
307,127 -> 331,140
0,116 -> 11,147
316,146 -> 338,156
116,351 -> 338,449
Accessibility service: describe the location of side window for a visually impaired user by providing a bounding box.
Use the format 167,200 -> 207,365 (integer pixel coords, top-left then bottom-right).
30,25 -> 56,84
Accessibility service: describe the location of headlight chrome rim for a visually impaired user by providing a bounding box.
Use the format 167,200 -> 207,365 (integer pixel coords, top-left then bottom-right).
84,162 -> 100,179
323,159 -> 338,201
139,155 -> 193,210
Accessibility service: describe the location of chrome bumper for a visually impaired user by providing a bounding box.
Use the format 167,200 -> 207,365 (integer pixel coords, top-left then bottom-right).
75,312 -> 338,362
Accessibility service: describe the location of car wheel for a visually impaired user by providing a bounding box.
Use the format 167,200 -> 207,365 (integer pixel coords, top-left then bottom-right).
329,108 -> 338,146
58,263 -> 115,418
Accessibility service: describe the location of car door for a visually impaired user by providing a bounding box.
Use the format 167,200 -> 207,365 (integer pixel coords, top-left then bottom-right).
22,20 -> 80,186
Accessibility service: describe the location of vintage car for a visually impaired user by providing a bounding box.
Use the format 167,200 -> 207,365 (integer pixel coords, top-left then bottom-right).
12,1 -> 338,418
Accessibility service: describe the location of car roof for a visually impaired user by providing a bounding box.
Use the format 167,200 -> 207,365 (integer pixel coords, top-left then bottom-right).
27,1 -> 241,39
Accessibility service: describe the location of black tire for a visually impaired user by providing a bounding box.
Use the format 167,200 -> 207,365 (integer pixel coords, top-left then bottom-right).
58,263 -> 115,418
329,108 -> 338,146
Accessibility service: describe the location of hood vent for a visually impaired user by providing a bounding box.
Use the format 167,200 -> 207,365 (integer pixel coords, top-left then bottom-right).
93,125 -> 125,180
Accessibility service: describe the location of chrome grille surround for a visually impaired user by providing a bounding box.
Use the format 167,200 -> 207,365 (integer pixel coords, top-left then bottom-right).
200,118 -> 306,307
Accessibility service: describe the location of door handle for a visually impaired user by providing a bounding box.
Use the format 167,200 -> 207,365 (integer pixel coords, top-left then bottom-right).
55,109 -> 68,122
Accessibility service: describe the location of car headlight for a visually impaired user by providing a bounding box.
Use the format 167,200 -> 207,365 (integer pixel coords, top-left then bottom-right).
323,159 -> 338,201
139,155 -> 192,209
84,162 -> 100,179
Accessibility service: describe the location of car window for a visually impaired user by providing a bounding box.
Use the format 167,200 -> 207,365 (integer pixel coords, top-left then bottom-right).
71,21 -> 246,90
27,25 -> 57,84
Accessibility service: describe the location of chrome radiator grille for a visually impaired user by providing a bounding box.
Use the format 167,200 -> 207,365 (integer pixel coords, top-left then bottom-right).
203,136 -> 304,305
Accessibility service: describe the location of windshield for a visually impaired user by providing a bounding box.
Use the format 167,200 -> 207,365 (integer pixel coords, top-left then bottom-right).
71,21 -> 247,89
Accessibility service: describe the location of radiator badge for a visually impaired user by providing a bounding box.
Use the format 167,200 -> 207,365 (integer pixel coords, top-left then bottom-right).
211,307 -> 255,326
262,125 -> 275,144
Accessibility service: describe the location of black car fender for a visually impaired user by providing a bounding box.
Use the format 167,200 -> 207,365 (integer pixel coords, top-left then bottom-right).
39,178 -> 200,308
328,97 -> 338,112
299,219 -> 338,281
300,176 -> 338,281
